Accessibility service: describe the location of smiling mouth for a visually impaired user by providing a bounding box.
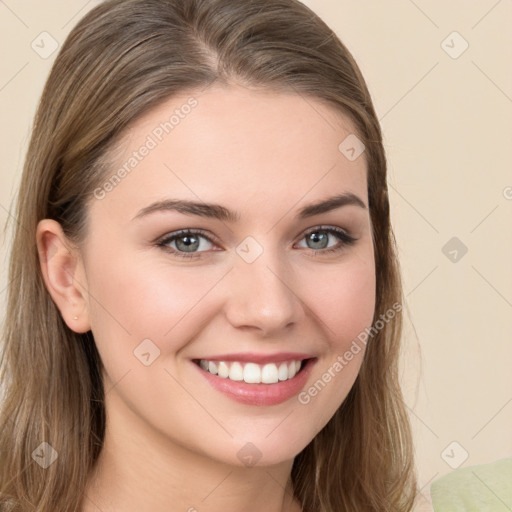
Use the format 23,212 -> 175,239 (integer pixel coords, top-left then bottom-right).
192,358 -> 313,384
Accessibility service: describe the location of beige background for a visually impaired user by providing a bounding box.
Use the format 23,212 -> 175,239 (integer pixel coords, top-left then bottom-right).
1,0 -> 511,493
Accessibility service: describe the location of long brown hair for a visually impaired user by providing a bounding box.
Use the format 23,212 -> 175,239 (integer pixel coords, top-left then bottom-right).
0,0 -> 417,510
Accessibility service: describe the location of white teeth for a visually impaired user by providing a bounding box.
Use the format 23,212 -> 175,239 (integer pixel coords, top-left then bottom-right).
278,362 -> 288,381
261,363 -> 279,384
197,359 -> 304,384
288,361 -> 297,379
244,363 -> 261,383
217,361 -> 229,378
228,362 -> 244,381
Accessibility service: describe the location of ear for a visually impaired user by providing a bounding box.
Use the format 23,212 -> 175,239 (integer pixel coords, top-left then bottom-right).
36,219 -> 91,333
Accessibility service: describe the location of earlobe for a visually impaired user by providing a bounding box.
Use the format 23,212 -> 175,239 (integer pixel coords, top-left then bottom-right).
36,219 -> 91,333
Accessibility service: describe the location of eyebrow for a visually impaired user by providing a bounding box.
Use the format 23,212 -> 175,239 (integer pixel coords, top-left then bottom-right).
132,193 -> 367,223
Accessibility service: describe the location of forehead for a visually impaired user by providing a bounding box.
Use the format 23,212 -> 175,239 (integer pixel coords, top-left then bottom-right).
91,84 -> 368,222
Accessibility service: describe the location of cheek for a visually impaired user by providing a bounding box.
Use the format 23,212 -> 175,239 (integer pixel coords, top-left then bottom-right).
294,251 -> 376,430
304,252 -> 376,350
85,252 -> 228,361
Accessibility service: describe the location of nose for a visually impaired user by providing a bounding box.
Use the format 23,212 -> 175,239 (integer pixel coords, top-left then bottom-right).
223,247 -> 304,336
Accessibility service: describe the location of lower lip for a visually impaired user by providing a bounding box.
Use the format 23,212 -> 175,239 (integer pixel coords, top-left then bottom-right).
193,359 -> 317,406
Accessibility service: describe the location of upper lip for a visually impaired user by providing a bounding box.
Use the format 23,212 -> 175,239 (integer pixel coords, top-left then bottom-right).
193,352 -> 315,365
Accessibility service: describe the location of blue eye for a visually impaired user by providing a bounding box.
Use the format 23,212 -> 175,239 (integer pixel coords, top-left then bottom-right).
156,229 -> 216,259
298,226 -> 357,255
156,226 -> 357,260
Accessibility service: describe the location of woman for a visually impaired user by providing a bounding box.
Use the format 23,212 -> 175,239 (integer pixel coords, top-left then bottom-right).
0,0 -> 422,510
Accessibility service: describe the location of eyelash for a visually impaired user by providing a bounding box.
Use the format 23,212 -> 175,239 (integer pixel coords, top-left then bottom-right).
156,226 -> 358,260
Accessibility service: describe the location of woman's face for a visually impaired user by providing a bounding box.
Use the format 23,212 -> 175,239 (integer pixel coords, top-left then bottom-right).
75,84 -> 376,466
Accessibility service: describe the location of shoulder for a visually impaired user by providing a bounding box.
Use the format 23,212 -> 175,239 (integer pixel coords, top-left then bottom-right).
430,457 -> 512,511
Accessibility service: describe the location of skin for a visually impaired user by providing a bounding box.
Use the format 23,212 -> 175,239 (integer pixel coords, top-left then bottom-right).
37,83 -> 376,512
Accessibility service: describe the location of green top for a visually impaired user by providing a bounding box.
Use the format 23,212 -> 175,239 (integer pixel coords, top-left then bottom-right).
431,457 -> 512,511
